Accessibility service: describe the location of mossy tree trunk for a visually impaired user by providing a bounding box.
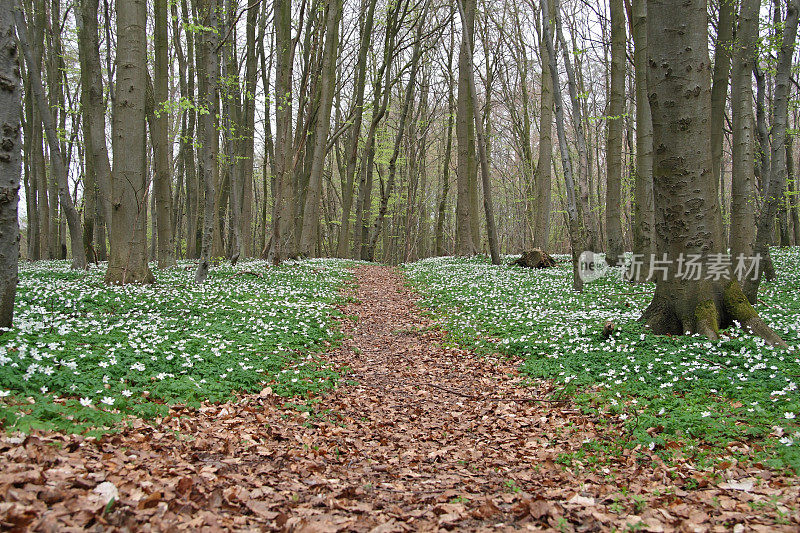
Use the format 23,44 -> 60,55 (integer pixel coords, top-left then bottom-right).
643,0 -> 785,347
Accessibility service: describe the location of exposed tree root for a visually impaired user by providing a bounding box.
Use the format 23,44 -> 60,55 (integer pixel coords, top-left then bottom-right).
642,280 -> 786,347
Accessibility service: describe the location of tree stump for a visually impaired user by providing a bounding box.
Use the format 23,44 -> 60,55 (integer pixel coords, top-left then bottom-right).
511,249 -> 557,269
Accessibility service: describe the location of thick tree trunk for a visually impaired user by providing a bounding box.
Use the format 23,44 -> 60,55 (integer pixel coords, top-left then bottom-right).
14,1 -> 86,270
643,0 -> 783,346
744,0 -> 800,302
103,0 -> 152,283
0,4 -> 21,327
605,0 -> 625,266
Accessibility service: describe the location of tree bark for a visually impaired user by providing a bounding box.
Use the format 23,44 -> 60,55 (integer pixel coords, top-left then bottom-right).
627,0 -> 654,279
366,4 -> 426,262
335,0 -> 376,258
455,0 -> 478,256
0,2 -> 21,327
533,0 -> 554,250
153,0 -> 175,267
710,0 -> 735,242
606,0 -> 625,265
729,0 -> 759,278
195,0 -> 219,282
102,0 -> 152,283
456,0 -> 500,265
643,0 -> 783,346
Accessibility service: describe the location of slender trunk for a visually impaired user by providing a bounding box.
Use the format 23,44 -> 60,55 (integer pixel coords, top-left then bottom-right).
195,0 -> 219,282
729,0 -> 759,277
153,0 -> 175,267
533,0 -> 554,250
240,0 -> 258,258
456,0 -> 499,264
541,0 -> 585,290
299,0 -> 343,257
745,0 -> 800,301
710,0 -> 735,243
627,0 -> 654,277
606,0 -> 625,265
555,5 -> 595,251
436,38 -> 456,257
366,5 -> 426,261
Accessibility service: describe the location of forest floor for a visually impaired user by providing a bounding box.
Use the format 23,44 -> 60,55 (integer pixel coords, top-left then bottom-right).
2,264 -> 800,532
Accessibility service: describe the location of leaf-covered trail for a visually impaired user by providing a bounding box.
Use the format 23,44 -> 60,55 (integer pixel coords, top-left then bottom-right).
2,265 -> 799,531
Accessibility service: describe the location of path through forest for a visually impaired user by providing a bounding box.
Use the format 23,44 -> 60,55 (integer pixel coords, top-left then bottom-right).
2,266 -> 798,531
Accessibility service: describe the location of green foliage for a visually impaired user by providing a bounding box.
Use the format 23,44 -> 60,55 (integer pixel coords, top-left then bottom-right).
0,259 -> 353,434
403,249 -> 800,472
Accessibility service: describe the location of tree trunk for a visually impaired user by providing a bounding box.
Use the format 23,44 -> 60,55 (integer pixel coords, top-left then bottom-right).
102,0 -> 152,283
541,0 -> 585,291
153,0 -> 175,267
455,0 -> 478,256
643,0 -> 783,346
533,0 -> 554,250
195,0 -> 219,282
13,0 -> 86,270
0,4 -> 21,327
710,0 -> 734,242
627,0 -> 654,279
729,0 -> 759,280
606,0 -> 625,265
240,0 -> 258,258
366,5 -> 426,262
436,32 -> 456,257
555,5 -> 596,252
456,0 -> 500,265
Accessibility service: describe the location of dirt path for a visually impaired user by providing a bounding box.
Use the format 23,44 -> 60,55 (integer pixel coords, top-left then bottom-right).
2,265 -> 798,531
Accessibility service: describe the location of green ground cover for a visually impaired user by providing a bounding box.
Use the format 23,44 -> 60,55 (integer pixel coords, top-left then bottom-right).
0,259 -> 352,434
403,249 -> 800,472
